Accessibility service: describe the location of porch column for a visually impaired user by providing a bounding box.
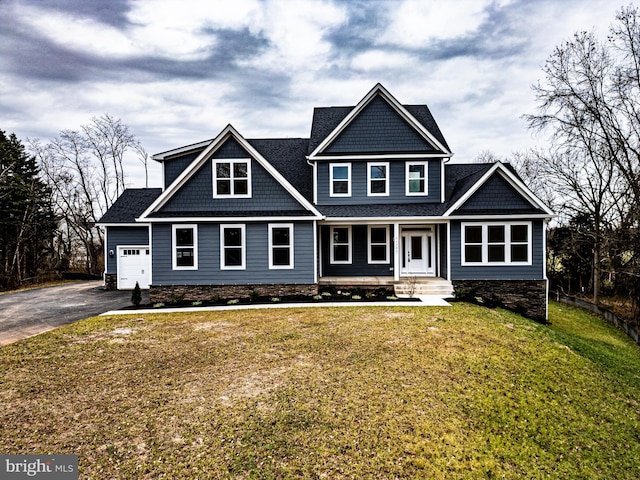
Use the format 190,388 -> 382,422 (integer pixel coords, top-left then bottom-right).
393,223 -> 400,282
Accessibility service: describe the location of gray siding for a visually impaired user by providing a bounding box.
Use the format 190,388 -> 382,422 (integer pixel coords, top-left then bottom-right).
164,152 -> 200,189
323,95 -> 438,154
316,160 -> 441,205
439,223 -> 448,279
106,226 -> 149,273
321,225 -> 395,277
456,174 -> 539,213
450,220 -> 545,280
160,139 -> 305,214
151,222 -> 315,285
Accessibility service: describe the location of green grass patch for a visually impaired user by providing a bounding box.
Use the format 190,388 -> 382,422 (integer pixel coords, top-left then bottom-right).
0,302 -> 639,478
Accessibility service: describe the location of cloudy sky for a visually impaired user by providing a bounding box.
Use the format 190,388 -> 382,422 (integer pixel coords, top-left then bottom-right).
0,0 -> 633,187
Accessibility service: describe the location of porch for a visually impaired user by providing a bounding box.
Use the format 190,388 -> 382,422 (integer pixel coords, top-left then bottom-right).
319,276 -> 454,296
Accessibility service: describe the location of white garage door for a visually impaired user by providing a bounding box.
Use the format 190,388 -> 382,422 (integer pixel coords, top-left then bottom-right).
117,246 -> 150,289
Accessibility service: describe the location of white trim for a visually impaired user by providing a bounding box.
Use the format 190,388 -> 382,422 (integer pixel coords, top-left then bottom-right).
220,224 -> 246,270
322,217 -> 450,224
314,221 -> 319,283
447,214 -> 552,221
309,153 -> 452,161
443,162 -> 555,217
140,124 -> 322,220
330,225 -> 352,264
212,158 -> 252,198
137,215 -> 322,223
461,221 -> 532,266
161,161 -> 166,191
367,162 -> 389,197
368,225 -> 390,264
308,83 -> 452,158
405,161 -> 429,196
268,223 -> 294,269
446,221 -> 451,281
148,224 -> 153,286
393,223 -> 400,281
97,222 -> 149,228
329,163 -> 351,197
172,224 -> 198,270
152,139 -> 212,161
440,161 -> 445,203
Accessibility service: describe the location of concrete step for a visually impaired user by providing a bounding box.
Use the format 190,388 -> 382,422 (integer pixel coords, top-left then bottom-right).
394,279 -> 454,296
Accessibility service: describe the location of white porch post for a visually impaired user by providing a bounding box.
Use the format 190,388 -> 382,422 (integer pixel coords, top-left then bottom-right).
393,222 -> 400,282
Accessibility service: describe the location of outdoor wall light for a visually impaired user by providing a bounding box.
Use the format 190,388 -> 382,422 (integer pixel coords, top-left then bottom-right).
109,249 -> 114,257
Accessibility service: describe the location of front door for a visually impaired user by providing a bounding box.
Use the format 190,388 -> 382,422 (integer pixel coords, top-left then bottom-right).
401,230 -> 436,276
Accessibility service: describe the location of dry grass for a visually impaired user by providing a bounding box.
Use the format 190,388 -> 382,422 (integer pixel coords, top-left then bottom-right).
1,303 -> 639,478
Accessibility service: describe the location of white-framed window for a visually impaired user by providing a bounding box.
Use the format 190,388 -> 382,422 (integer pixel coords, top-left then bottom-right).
220,224 -> 246,270
406,161 -> 428,195
172,224 -> 197,270
461,222 -> 532,265
269,224 -> 294,269
330,163 -> 351,197
368,225 -> 390,264
213,159 -> 251,198
330,226 -> 352,264
367,162 -> 389,196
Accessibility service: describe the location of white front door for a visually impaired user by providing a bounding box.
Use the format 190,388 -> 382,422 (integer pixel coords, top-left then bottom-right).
401,230 -> 436,276
117,246 -> 150,289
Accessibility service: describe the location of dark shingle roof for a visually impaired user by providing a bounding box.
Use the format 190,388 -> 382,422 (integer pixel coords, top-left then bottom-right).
98,188 -> 162,223
317,203 -> 448,218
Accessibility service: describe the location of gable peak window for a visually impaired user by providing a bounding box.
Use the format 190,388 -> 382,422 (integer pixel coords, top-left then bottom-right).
330,163 -> 351,197
406,161 -> 428,196
213,159 -> 251,198
368,162 -> 389,196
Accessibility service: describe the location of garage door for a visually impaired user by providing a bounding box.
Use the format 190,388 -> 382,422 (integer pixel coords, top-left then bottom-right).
117,246 -> 151,289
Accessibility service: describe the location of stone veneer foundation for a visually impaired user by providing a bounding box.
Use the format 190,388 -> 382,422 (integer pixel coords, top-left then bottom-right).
452,279 -> 548,323
150,283 -> 319,304
104,273 -> 117,291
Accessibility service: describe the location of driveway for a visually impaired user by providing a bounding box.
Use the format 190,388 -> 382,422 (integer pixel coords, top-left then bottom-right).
0,281 -> 148,346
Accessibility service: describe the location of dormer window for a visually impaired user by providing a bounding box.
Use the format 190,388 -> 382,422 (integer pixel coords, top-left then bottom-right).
213,159 -> 251,198
330,163 -> 351,197
406,161 -> 428,195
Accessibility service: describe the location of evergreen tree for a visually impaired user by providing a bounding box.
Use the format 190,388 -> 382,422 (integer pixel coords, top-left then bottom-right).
0,130 -> 56,289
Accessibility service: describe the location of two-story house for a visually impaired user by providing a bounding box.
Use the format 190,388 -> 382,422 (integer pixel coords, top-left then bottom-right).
98,84 -> 554,321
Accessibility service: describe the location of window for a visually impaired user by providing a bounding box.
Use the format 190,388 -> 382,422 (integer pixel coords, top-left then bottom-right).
269,224 -> 294,269
462,222 -> 531,265
330,226 -> 351,264
221,224 -> 245,269
173,225 -> 197,270
330,163 -> 351,197
213,159 -> 251,197
406,162 -> 428,195
368,162 -> 389,196
368,226 -> 390,264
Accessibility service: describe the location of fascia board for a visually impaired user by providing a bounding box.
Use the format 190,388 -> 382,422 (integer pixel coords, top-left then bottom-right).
443,162 -> 555,217
308,83 -> 451,158
307,153 -> 452,161
97,222 -> 150,228
136,215 -> 324,223
446,213 -> 555,220
152,139 -> 212,161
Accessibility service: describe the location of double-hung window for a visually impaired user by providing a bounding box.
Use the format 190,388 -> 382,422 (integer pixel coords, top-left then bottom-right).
213,159 -> 251,198
330,226 -> 351,264
173,224 -> 197,270
221,224 -> 245,269
368,226 -> 390,263
269,224 -> 294,269
462,222 -> 531,265
406,161 -> 428,195
368,162 -> 389,196
330,163 -> 351,197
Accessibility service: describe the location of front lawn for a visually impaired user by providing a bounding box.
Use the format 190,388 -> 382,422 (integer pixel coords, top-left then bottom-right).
1,302 -> 639,478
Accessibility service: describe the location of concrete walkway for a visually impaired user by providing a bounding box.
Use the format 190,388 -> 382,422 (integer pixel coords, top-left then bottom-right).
101,294 -> 451,316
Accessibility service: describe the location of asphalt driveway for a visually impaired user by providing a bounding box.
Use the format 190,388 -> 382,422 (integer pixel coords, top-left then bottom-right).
0,281 -> 148,346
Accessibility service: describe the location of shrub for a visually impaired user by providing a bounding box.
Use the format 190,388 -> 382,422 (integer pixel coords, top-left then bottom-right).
131,282 -> 142,307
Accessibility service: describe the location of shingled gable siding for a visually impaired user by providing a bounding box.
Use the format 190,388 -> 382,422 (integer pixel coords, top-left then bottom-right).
316,160 -> 441,205
322,95 -> 437,154
151,222 -> 315,285
163,151 -> 201,189
456,174 -> 539,213
159,139 -> 305,214
320,225 -> 394,277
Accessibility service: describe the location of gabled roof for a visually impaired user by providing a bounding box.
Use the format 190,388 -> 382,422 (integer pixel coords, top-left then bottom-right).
308,83 -> 452,159
138,125 -> 322,221
443,162 -> 555,217
97,188 -> 162,224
